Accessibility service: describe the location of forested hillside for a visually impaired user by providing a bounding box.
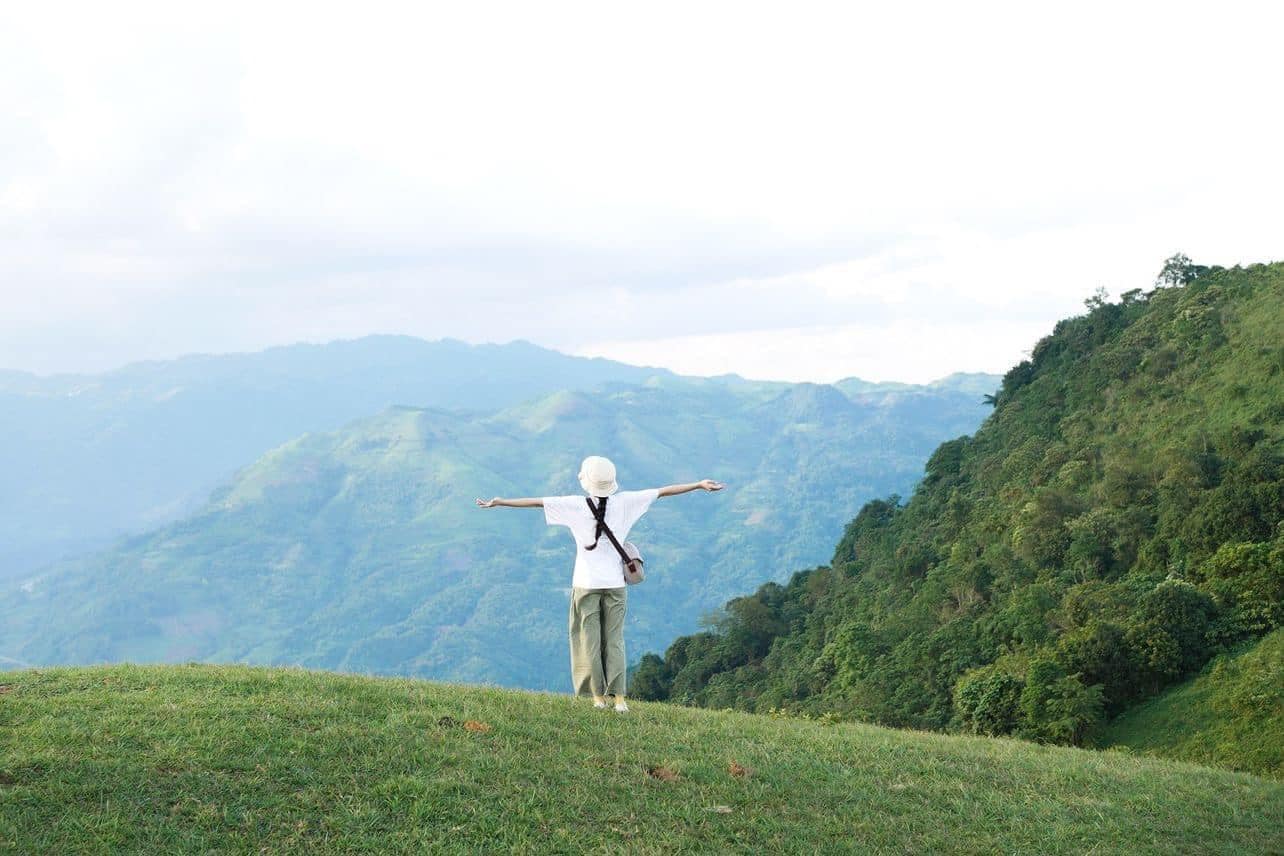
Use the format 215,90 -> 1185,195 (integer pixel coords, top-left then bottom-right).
0,371 -> 994,688
634,259 -> 1284,755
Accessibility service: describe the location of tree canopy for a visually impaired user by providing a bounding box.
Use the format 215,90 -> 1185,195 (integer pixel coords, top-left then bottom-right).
634,260 -> 1284,748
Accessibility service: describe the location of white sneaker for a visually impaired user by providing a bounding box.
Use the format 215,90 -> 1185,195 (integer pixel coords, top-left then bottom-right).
614,701 -> 629,713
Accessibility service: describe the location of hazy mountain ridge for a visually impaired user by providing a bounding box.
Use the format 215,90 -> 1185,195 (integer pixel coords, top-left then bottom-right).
0,336 -> 994,582
0,368 -> 997,688
0,337 -> 679,579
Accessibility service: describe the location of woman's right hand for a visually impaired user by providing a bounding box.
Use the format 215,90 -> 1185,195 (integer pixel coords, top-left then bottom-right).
475,497 -> 501,508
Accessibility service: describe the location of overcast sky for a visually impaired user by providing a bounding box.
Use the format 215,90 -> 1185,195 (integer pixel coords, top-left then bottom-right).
2,2 -> 1280,383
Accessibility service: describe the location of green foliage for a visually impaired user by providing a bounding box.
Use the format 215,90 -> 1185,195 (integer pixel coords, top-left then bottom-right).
1198,538 -> 1284,642
639,261 -> 1284,763
1102,629 -> 1284,779
954,666 -> 1023,736
1126,580 -> 1216,689
1017,659 -> 1105,745
1156,252 -> 1212,288
1053,621 -> 1137,714
2,665 -> 1281,854
1012,488 -> 1082,568
628,653 -> 672,701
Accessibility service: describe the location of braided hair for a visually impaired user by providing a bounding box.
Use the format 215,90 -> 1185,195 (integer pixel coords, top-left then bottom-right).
585,496 -> 607,550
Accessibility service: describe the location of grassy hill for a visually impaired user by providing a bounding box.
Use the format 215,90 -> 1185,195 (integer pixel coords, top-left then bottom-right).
0,372 -> 995,689
1,665 -> 1280,854
1100,628 -> 1284,778
633,260 -> 1284,758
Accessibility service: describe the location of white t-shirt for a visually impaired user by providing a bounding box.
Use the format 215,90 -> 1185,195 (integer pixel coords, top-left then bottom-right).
544,488 -> 660,589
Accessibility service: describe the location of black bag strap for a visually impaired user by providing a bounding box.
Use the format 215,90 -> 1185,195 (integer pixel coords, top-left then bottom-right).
585,497 -> 633,565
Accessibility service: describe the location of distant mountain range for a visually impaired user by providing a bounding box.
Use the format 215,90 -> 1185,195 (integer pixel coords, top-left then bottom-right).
0,337 -> 683,579
0,339 -> 998,687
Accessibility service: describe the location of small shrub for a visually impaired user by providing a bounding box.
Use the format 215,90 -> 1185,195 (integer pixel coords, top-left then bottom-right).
954,667 -> 1024,736
1126,580 -> 1217,687
1018,659 -> 1105,745
1199,540 -> 1284,643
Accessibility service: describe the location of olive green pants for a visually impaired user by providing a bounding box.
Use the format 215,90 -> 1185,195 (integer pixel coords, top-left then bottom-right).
568,586 -> 627,698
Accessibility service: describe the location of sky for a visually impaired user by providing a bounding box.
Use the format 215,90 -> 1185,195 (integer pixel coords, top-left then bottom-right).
2,1 -> 1281,384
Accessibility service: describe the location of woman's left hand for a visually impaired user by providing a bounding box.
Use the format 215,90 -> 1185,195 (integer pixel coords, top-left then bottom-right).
699,479 -> 725,492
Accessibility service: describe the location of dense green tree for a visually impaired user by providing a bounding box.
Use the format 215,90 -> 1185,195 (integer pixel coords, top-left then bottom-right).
1156,253 -> 1210,287
1198,537 -> 1284,642
1054,621 -> 1138,714
1018,659 -> 1105,745
954,666 -> 1023,736
1126,580 -> 1216,689
638,261 -> 1284,750
628,653 -> 672,700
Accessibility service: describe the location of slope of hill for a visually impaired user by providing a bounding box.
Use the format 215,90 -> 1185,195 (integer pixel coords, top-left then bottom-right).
0,664 -> 1279,855
633,261 -> 1284,756
1100,628 -> 1284,778
0,336 -> 678,581
0,372 -> 995,689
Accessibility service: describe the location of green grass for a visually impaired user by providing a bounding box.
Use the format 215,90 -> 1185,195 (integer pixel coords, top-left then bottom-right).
1,666 -> 1281,854
1101,628 -> 1284,779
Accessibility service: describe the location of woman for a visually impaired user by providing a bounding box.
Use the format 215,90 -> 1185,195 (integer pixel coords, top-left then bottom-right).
476,455 -> 723,711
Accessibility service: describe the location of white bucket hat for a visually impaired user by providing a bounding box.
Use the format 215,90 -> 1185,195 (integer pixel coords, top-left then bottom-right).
578,455 -> 619,497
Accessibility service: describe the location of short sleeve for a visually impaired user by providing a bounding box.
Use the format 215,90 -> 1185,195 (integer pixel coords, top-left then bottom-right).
620,488 -> 660,529
543,495 -> 581,527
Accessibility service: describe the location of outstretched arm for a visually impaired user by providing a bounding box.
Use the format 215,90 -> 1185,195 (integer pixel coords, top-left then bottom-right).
475,497 -> 544,508
657,479 -> 724,498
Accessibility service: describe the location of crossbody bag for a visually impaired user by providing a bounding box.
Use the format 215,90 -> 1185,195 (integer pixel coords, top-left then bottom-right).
584,497 -> 645,585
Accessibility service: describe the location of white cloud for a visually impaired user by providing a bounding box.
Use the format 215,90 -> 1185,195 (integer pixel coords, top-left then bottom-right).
1,1 -> 1281,377
576,319 -> 1048,385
